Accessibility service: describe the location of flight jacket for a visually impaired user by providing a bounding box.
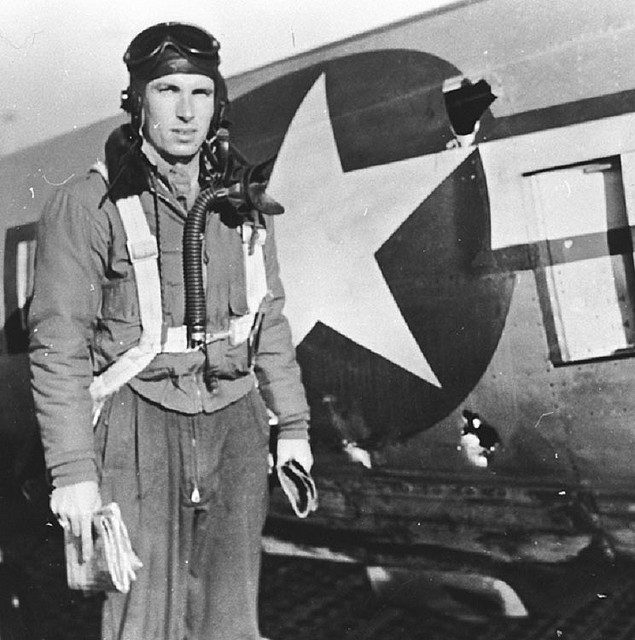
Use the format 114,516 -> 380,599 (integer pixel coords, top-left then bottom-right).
28,134 -> 310,488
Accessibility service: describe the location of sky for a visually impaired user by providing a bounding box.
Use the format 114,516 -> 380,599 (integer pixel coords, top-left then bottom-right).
0,0 -> 458,155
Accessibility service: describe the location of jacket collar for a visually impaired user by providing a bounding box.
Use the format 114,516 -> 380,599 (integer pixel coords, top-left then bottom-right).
103,124 -> 207,204
103,124 -> 151,202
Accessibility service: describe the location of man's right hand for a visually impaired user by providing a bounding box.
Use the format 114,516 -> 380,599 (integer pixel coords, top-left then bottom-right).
51,480 -> 102,562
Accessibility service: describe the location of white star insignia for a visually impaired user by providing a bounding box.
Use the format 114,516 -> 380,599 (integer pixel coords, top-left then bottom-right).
269,74 -> 471,387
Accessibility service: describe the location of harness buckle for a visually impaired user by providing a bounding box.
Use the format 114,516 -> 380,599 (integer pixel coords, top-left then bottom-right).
126,237 -> 158,263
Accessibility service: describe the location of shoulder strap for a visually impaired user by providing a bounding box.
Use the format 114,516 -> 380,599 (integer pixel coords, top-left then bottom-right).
225,224 -> 270,346
89,162 -> 163,418
241,224 -> 268,313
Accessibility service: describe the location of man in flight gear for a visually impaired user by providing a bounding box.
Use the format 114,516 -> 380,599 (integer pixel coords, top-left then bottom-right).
29,22 -> 313,640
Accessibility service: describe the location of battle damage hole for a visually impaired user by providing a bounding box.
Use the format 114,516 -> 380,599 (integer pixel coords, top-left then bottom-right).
443,78 -> 497,144
461,409 -> 501,468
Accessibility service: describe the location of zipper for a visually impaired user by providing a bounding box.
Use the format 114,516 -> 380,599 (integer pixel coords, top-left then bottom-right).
195,378 -> 204,412
152,176 -> 202,505
189,419 -> 201,504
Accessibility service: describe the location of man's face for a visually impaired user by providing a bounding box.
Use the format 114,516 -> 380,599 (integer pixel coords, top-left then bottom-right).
141,73 -> 215,161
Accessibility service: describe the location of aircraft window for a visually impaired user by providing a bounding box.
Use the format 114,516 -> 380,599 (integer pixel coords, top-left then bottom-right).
527,157 -> 635,364
16,240 -> 36,327
3,224 -> 37,354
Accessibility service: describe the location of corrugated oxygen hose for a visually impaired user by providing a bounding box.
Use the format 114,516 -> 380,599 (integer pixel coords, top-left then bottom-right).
183,186 -> 219,349
183,158 -> 284,390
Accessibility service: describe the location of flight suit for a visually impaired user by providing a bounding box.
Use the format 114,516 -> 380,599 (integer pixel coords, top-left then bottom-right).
29,136 -> 310,639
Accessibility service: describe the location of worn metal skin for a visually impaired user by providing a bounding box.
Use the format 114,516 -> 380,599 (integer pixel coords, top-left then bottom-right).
267,464 -> 596,563
3,0 -> 635,616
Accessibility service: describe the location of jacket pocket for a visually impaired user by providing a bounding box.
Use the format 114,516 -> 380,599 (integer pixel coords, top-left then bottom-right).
248,388 -> 272,441
205,338 -> 251,380
100,275 -> 139,321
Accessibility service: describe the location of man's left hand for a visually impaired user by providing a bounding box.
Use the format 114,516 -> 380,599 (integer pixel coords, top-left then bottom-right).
277,438 -> 313,472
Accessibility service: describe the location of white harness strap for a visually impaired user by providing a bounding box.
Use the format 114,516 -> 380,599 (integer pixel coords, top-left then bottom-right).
243,226 -> 268,313
89,162 -> 163,419
230,225 -> 269,345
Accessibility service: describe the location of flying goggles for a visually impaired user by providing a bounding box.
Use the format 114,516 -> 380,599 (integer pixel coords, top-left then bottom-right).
124,22 -> 220,70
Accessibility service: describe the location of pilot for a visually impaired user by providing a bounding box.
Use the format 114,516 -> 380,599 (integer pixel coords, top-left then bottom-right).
29,21 -> 312,640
